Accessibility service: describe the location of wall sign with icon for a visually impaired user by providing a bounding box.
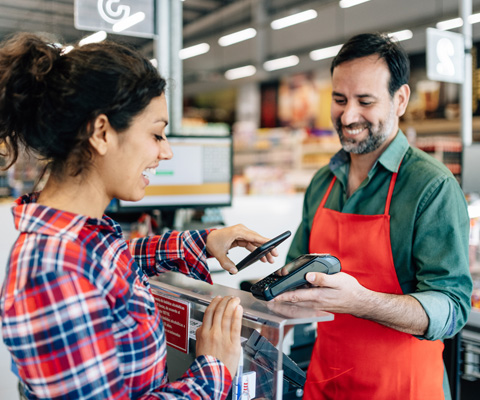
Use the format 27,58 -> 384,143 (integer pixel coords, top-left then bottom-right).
74,0 -> 154,38
426,27 -> 464,84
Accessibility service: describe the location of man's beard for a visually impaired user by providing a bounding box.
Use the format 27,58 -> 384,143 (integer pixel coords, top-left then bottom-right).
334,107 -> 395,155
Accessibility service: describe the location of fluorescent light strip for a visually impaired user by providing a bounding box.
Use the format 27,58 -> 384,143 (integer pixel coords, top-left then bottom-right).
436,17 -> 463,31
79,31 -> 107,46
310,44 -> 343,61
112,12 -> 146,33
264,55 -> 299,71
218,28 -> 257,47
339,0 -> 371,8
469,13 -> 480,24
179,43 -> 210,60
437,13 -> 480,31
271,9 -> 318,30
61,45 -> 74,55
388,29 -> 413,42
225,65 -> 256,80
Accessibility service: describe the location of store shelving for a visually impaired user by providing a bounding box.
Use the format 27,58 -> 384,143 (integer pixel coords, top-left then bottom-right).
233,128 -> 341,194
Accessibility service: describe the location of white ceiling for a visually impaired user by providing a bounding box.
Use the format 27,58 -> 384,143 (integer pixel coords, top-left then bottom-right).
1,0 -> 480,96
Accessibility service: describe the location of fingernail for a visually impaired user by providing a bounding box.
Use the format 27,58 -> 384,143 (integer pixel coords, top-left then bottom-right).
306,273 -> 315,282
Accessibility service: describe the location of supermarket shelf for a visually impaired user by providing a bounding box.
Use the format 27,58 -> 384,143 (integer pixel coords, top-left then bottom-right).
400,117 -> 480,137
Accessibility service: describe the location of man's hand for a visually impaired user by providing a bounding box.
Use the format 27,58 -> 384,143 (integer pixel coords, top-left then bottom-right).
273,271 -> 429,336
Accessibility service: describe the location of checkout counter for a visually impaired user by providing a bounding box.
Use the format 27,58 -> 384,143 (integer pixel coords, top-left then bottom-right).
150,272 -> 333,400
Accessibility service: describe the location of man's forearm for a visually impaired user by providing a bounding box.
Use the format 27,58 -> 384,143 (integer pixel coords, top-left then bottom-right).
354,290 -> 429,336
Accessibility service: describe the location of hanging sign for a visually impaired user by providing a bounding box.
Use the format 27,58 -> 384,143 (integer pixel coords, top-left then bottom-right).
426,27 -> 464,84
74,0 -> 154,38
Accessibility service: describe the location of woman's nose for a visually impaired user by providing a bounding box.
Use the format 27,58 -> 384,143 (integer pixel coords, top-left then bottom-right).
158,141 -> 173,161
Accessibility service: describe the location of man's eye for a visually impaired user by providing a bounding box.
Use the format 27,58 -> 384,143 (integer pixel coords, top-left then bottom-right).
360,102 -> 372,106
334,98 -> 346,104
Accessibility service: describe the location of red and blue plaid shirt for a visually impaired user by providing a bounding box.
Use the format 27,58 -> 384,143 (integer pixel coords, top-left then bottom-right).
0,193 -> 232,399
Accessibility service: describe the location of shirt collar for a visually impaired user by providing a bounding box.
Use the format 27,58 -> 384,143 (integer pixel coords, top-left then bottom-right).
12,192 -> 121,240
329,130 -> 409,174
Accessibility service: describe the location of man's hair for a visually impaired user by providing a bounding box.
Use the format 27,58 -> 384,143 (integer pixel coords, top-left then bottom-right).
330,32 -> 410,97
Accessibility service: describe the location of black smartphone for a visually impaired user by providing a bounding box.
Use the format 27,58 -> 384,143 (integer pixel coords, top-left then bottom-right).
250,253 -> 341,301
234,230 -> 292,273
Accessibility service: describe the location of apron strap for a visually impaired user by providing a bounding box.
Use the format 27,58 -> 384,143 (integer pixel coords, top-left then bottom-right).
322,160 -> 402,215
384,161 -> 403,215
319,176 -> 337,208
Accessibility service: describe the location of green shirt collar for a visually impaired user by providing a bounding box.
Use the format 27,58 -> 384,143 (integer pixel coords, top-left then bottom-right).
377,130 -> 409,173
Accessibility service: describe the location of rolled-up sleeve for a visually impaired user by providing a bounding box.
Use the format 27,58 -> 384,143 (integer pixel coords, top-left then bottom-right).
410,175 -> 472,340
128,230 -> 213,284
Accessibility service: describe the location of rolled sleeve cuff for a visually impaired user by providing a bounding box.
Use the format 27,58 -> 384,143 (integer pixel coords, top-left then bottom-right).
409,291 -> 455,340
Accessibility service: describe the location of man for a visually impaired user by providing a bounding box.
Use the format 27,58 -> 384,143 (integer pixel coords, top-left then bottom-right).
274,33 -> 473,399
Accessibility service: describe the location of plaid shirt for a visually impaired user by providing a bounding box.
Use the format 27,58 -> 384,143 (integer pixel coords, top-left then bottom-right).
0,193 -> 232,399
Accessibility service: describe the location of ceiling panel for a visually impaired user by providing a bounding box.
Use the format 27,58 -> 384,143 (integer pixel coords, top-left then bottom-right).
0,0 -> 480,96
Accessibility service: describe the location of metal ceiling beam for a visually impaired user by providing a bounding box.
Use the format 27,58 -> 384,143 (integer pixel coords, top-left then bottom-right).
183,0 -> 252,38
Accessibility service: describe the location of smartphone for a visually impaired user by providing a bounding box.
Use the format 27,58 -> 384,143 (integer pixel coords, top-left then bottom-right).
250,253 -> 341,301
234,230 -> 291,273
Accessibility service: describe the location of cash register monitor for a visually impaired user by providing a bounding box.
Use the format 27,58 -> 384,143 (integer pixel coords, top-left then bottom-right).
116,135 -> 232,211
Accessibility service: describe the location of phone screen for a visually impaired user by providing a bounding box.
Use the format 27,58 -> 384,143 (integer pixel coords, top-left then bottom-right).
275,254 -> 317,276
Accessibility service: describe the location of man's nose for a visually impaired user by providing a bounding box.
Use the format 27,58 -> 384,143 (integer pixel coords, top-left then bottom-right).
341,103 -> 361,126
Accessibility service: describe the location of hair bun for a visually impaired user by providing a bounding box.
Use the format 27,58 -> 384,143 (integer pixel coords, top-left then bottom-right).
0,34 -> 62,166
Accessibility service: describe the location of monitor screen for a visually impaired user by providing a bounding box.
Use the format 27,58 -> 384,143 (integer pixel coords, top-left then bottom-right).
114,135 -> 232,211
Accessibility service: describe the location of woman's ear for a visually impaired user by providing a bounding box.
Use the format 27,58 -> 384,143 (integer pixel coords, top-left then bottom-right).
89,114 -> 112,156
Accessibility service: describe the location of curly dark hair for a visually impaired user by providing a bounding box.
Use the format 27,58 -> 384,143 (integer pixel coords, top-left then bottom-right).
0,33 -> 166,177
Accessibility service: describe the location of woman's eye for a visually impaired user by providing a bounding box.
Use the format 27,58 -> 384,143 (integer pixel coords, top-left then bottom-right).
154,134 -> 164,141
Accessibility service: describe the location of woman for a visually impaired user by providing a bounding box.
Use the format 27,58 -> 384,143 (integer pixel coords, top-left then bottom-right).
0,33 -> 276,399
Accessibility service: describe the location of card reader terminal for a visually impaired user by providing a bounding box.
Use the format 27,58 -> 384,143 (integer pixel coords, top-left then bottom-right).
250,254 -> 341,301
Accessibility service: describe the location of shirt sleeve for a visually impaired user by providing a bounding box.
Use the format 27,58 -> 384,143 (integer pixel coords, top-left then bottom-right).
2,271 -> 231,400
408,175 -> 473,341
152,356 -> 232,399
128,230 -> 213,284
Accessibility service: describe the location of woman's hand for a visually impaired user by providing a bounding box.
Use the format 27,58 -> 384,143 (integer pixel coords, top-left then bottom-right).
196,296 -> 243,376
206,224 -> 278,274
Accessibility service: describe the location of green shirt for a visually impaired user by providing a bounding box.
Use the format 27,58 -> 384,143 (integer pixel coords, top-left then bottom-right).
287,130 -> 473,341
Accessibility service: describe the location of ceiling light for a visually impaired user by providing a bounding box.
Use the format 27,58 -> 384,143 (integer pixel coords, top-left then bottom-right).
179,43 -> 210,60
339,0 -> 371,8
271,9 -> 318,30
61,45 -> 74,55
225,65 -> 256,80
436,13 -> 480,31
218,28 -> 257,47
112,12 -> 146,33
436,17 -> 463,31
309,44 -> 343,61
469,13 -> 480,24
388,29 -> 413,42
263,55 -> 299,71
79,31 -> 107,46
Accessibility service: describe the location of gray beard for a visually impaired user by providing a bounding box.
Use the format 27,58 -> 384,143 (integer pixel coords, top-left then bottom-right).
337,125 -> 390,154
335,107 -> 396,155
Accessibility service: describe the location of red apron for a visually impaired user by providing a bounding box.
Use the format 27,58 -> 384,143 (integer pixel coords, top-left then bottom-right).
304,172 -> 445,400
